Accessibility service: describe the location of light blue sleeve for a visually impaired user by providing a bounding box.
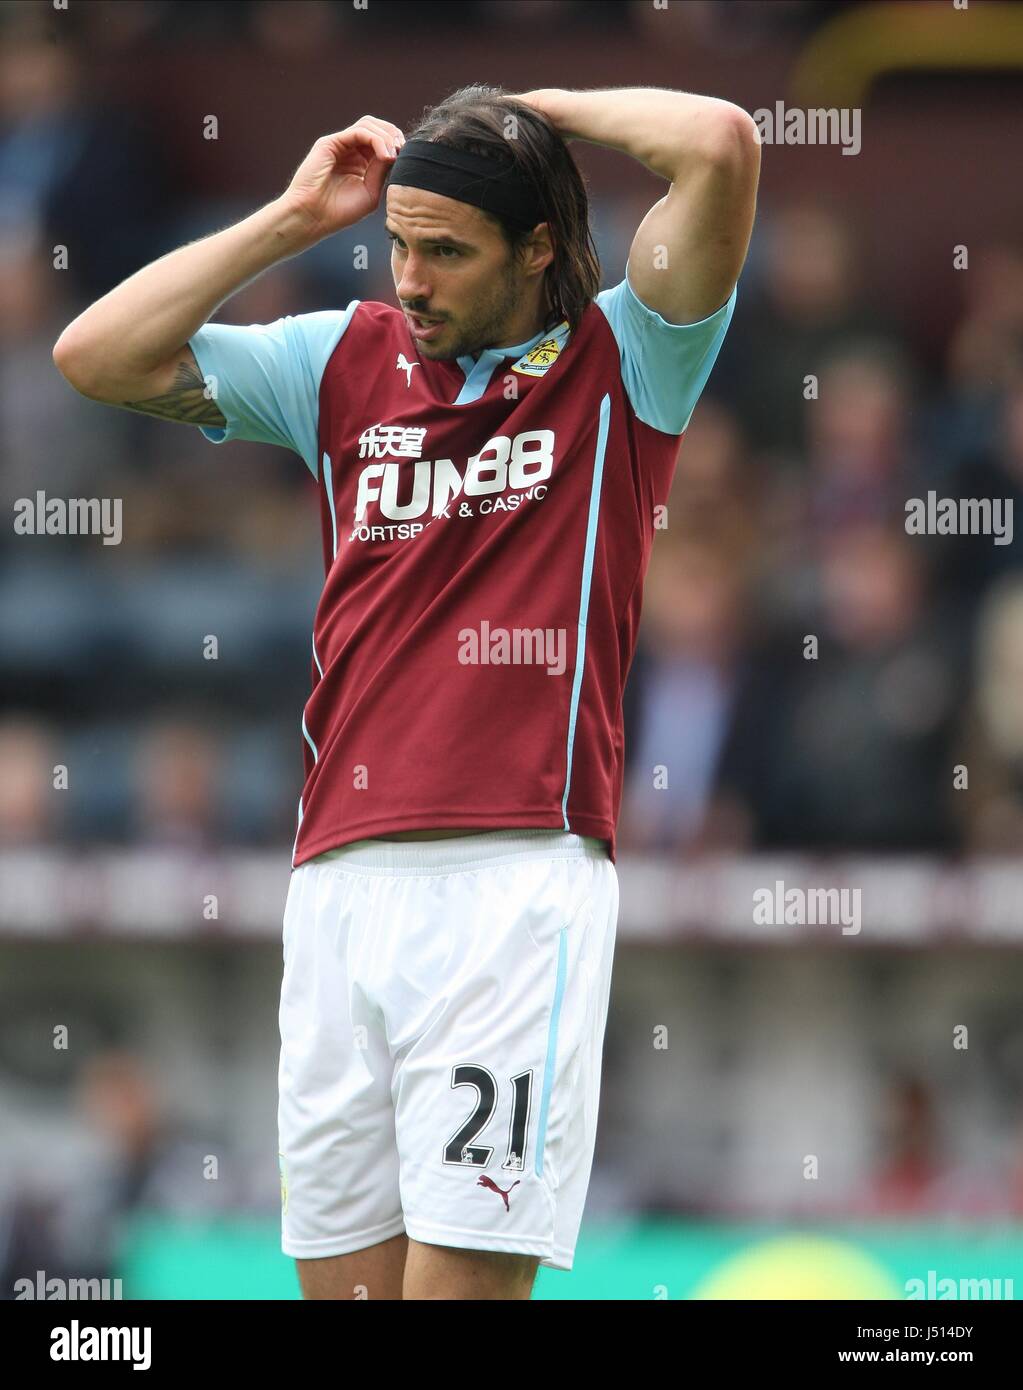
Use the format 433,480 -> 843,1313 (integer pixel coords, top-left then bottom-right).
187,302 -> 361,478
594,270 -> 737,434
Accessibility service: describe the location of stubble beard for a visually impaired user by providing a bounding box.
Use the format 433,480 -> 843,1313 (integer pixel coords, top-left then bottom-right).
418,257 -> 526,361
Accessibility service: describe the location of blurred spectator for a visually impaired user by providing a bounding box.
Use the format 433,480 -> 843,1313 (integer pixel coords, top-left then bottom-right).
71,1050 -> 232,1221
132,720 -> 224,849
0,4 -> 176,304
0,232 -> 130,503
716,203 -> 899,456
853,1073 -> 1006,1220
0,1048 -> 237,1294
621,533 -> 751,852
0,1050 -> 236,1289
0,716 -> 59,844
946,242 -> 1023,413
805,340 -> 919,530
715,522 -> 964,849
954,574 -> 1023,850
752,338 -> 922,631
666,398 -> 761,556
1006,1112 -> 1023,1216
927,351 -> 1023,610
857,1075 -> 945,1217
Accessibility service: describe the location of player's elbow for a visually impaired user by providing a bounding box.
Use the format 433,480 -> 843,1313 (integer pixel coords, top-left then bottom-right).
706,104 -> 761,174
52,327 -> 108,400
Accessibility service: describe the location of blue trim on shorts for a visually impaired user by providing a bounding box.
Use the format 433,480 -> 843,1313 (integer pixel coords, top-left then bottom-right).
535,925 -> 569,1178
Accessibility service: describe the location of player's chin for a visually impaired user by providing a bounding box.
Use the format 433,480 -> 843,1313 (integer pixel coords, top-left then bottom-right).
419,329 -> 459,358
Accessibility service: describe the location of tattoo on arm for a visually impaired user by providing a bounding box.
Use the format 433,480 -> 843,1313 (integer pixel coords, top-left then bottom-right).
122,352 -> 227,427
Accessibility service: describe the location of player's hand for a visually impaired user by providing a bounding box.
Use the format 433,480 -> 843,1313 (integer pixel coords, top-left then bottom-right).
503,90 -> 568,134
280,118 -> 406,242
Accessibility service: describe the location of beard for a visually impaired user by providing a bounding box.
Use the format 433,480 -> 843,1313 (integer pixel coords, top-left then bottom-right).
411,255 -> 535,361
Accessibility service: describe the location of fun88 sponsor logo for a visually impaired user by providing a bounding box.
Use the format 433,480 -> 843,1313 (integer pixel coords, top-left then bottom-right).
349,429 -> 554,541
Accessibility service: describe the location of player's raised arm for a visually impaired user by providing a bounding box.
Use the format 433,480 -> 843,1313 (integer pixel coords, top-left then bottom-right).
51,117 -> 406,423
511,88 -> 760,325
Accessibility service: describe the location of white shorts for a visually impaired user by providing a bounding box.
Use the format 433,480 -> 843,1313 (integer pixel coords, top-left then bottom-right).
277,828 -> 618,1272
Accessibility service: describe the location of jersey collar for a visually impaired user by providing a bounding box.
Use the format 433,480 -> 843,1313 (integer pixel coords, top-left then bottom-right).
455,318 -> 571,378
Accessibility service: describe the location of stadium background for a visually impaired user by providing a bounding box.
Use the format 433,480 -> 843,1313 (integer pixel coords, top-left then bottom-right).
2,0 -> 1022,1300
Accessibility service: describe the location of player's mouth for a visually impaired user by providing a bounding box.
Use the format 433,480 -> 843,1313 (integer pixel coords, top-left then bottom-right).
406,312 -> 446,341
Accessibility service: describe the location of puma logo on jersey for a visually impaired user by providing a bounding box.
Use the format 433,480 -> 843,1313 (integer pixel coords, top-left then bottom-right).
477,1175 -> 521,1211
396,352 -> 420,387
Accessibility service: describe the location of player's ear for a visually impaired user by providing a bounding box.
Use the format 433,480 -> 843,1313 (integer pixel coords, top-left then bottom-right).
521,222 -> 554,275
535,224 -> 555,275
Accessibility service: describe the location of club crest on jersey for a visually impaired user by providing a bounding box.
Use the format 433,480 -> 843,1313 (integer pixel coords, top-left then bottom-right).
511,322 -> 569,376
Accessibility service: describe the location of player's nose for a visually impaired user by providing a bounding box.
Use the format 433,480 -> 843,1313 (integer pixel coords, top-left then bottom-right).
395,261 -> 430,302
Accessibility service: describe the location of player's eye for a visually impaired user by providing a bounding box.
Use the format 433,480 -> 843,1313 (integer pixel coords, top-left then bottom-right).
387,233 -> 459,258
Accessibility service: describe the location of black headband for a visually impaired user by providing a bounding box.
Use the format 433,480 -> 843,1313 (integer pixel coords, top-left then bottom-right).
385,138 -> 546,233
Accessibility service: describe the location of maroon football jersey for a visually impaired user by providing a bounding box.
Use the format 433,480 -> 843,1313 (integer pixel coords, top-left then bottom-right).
189,275 -> 736,864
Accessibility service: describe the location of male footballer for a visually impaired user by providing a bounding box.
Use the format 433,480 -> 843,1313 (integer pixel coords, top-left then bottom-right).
53,84 -> 759,1300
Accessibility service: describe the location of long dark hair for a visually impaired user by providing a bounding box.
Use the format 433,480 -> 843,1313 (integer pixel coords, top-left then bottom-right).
406,84 -> 602,335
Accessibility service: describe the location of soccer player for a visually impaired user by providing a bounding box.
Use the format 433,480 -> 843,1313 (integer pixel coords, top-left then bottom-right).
53,84 -> 759,1300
